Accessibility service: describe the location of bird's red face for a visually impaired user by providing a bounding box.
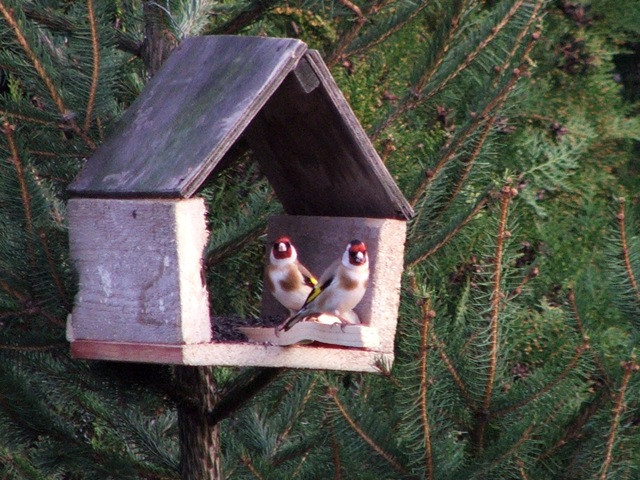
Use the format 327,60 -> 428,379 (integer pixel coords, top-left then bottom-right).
272,236 -> 293,260
347,240 -> 367,266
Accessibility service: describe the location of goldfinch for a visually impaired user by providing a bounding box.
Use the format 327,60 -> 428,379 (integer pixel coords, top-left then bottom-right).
278,239 -> 369,332
265,236 -> 318,315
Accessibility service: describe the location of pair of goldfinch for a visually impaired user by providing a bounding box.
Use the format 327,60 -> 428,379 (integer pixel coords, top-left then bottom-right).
265,236 -> 369,332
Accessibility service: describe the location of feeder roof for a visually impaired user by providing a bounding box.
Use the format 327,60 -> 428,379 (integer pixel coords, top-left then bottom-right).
68,36 -> 413,220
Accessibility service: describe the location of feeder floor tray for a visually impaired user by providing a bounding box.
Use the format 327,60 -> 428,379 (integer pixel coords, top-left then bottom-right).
239,315 -> 379,348
70,337 -> 392,372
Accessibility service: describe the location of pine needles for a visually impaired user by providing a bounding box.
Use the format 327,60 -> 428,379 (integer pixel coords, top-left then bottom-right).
1,0 -> 640,478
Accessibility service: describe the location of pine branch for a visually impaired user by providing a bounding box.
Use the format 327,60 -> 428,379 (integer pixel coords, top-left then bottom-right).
495,0 -> 543,82
206,368 -> 281,425
270,438 -> 318,470
568,289 -> 612,388
538,391 -> 606,462
483,186 -> 516,410
327,387 -> 415,478
0,109 -> 52,126
516,457 -> 529,480
418,296 -> 435,480
436,111 -> 500,217
599,361 -> 638,480
2,121 -> 34,264
469,424 -> 535,480
37,229 -> 70,309
96,116 -> 104,141
290,448 -> 311,478
22,2 -> 142,56
409,0 -> 468,99
345,0 -> 431,59
241,453 -> 266,480
0,451 -> 43,480
616,198 -> 640,308
0,342 -> 65,351
205,224 -> 266,268
0,280 -> 26,303
0,2 -> 96,149
422,0 -> 525,101
276,377 -> 318,448
84,0 -> 100,133
325,0 -> 391,68
0,377 -> 161,478
369,0 -> 465,140
0,309 -> 31,319
0,282 -> 62,327
476,186 -> 516,452
409,63 -> 528,206
372,0 -> 528,140
405,6 -> 532,227
22,2 -> 74,30
406,192 -> 490,267
328,413 -> 343,480
491,342 -> 588,419
208,0 -> 281,34
337,0 -> 365,25
0,0 -> 67,115
506,266 -> 539,300
375,358 -> 401,387
28,149 -> 87,158
379,137 -> 395,165
568,290 -> 587,338
407,274 -> 436,478
430,329 -> 475,409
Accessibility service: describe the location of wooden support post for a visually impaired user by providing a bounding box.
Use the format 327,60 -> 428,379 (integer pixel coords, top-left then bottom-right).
175,366 -> 222,480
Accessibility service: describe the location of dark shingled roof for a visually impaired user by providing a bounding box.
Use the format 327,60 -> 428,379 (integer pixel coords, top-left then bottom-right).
69,36 -> 413,220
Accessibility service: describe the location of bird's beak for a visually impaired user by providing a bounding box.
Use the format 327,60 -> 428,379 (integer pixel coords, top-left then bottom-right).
355,251 -> 365,263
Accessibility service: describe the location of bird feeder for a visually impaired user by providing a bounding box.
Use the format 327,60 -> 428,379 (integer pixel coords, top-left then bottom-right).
66,35 -> 413,372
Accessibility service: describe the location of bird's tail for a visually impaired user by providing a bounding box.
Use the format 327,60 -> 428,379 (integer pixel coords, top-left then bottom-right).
278,308 -> 308,332
277,280 -> 325,332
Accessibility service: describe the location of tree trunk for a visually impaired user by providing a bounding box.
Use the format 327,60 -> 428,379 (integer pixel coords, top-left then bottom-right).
175,366 -> 222,480
141,0 -> 178,77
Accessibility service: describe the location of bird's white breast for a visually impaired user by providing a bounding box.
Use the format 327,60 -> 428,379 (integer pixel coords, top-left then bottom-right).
269,265 -> 311,311
316,266 -> 368,314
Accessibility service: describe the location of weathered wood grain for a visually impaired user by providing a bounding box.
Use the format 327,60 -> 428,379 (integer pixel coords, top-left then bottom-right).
70,340 -> 393,372
68,36 -> 307,197
239,321 -> 380,348
261,215 -> 406,353
67,198 -> 211,344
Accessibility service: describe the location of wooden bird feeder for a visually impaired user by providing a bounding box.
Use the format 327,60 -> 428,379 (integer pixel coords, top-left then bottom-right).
66,36 -> 413,372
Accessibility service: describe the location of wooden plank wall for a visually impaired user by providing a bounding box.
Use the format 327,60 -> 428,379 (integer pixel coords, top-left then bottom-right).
67,198 -> 211,344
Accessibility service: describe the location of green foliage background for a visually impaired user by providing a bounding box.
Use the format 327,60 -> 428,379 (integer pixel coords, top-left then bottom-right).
1,0 -> 639,478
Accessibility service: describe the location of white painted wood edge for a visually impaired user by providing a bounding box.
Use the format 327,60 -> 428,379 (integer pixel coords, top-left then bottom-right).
238,318 -> 379,348
182,342 -> 393,372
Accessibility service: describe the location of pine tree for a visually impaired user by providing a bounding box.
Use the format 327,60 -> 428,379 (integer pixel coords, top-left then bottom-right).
1,1 -> 639,479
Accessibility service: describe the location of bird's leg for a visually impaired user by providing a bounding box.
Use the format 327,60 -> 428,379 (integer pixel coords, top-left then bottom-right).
333,311 -> 351,332
333,310 -> 360,332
